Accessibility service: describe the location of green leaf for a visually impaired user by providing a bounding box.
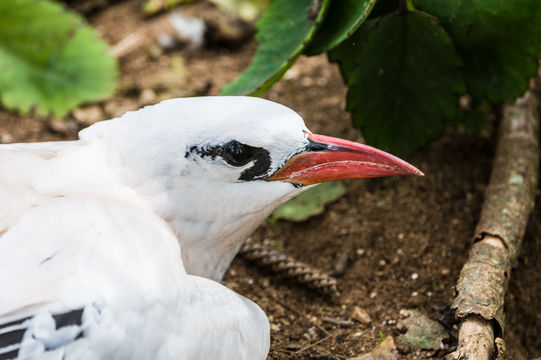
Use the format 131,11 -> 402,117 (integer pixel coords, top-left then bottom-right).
413,0 -> 541,103
340,11 -> 465,156
303,0 -> 377,55
220,0 -> 330,96
270,182 -> 346,222
0,0 -> 117,117
328,18 -> 378,81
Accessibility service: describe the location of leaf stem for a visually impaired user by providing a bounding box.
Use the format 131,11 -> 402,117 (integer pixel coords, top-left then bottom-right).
398,0 -> 408,14
399,0 -> 415,14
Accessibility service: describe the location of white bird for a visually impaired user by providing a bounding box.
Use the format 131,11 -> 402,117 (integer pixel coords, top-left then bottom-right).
0,96 -> 422,360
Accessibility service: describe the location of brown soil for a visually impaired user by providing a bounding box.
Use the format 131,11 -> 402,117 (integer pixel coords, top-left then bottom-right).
1,1 -> 539,358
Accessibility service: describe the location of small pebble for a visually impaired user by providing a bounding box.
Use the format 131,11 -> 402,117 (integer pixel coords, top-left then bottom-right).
370,291 -> 377,299
284,67 -> 300,80
72,105 -> 103,127
351,306 -> 372,325
304,326 -> 318,340
411,273 -> 419,280
169,12 -> 205,48
49,119 -> 77,135
139,88 -> 157,106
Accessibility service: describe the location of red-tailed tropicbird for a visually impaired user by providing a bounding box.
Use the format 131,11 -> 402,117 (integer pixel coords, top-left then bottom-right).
0,96 -> 422,360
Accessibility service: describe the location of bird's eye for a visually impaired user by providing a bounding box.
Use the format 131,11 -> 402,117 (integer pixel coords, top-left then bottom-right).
222,140 -> 254,167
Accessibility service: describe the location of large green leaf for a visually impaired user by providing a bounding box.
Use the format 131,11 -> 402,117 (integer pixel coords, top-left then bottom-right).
413,0 -> 541,103
303,0 -> 377,56
328,18 -> 378,81
0,0 -> 117,117
220,0 -> 330,96
338,11 -> 465,156
270,182 -> 346,222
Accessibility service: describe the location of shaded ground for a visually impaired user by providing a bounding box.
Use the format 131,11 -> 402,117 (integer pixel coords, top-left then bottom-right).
0,1 -> 539,358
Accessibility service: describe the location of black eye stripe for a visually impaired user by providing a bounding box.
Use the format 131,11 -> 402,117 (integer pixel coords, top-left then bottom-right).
185,140 -> 272,181
239,146 -> 270,181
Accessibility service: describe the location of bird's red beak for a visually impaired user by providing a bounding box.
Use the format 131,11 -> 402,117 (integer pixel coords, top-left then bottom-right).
269,133 -> 423,185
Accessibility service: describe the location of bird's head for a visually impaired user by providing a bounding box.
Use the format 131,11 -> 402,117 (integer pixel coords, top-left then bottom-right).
80,96 -> 422,280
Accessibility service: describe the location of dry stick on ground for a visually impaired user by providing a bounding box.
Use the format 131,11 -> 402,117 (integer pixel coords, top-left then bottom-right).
447,91 -> 539,360
238,239 -> 340,301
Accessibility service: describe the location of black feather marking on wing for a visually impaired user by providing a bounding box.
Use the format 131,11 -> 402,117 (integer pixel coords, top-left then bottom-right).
0,329 -> 25,349
0,308 -> 87,359
0,316 -> 31,360
53,309 -> 84,329
0,348 -> 18,360
0,316 -> 31,331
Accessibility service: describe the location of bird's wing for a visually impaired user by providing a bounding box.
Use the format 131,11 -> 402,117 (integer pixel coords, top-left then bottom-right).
0,140 -> 145,239
0,196 -> 268,360
0,279 -> 269,360
0,194 -> 185,359
0,141 -> 70,237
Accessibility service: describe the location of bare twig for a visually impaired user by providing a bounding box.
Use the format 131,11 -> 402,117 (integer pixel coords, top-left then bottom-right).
293,335 -> 332,355
238,239 -> 340,301
448,91 -> 539,360
110,31 -> 146,58
321,317 -> 353,327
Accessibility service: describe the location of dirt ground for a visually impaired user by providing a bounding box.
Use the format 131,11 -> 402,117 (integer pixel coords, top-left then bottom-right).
1,1 -> 540,358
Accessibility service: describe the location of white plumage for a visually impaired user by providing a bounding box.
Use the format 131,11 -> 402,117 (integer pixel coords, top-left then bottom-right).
0,96 -> 421,359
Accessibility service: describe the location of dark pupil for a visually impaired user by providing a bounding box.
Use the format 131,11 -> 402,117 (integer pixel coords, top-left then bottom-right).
223,140 -> 253,166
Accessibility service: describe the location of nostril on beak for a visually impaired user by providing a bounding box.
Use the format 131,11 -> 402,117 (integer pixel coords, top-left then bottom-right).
305,141 -> 329,152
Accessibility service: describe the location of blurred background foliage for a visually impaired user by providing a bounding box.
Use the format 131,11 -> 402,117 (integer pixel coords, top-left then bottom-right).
221,0 -> 541,156
0,0 -> 117,117
1,0 -> 540,155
